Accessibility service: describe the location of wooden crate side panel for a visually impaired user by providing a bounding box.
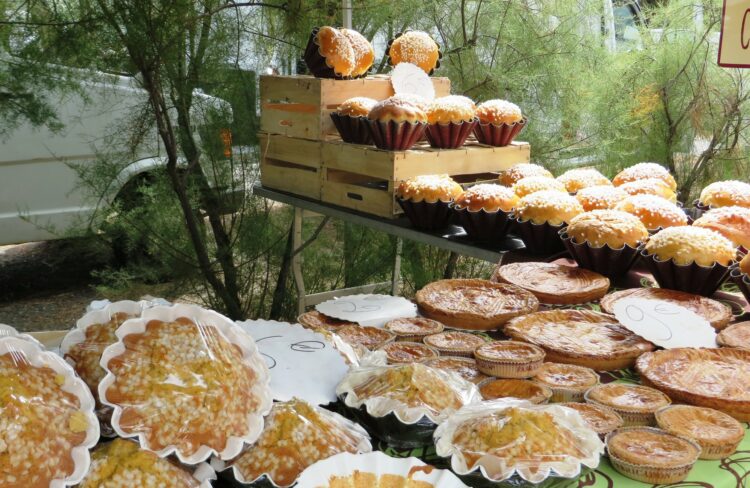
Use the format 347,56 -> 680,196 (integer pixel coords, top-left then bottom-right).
260,76 -> 322,105
393,142 -> 531,179
322,141 -> 397,179
261,159 -> 321,200
260,105 -> 324,140
258,133 -> 321,168
321,178 -> 396,218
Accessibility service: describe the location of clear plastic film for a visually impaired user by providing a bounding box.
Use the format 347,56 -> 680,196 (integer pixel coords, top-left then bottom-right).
98,304 -> 272,464
0,336 -> 100,487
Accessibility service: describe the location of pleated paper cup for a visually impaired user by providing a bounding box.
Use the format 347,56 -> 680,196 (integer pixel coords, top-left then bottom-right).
511,215 -> 566,255
560,230 -> 642,280
398,197 -> 454,231
426,120 -> 478,149
730,266 -> 750,304
473,119 -> 526,147
368,119 -> 426,151
638,247 -> 733,297
453,205 -> 513,242
330,113 -> 373,145
303,27 -> 345,79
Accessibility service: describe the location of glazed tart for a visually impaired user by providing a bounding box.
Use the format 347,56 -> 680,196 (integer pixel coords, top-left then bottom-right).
600,287 -> 733,331
560,402 -> 623,437
636,347 -> 750,421
298,310 -> 357,331
423,331 -> 486,358
473,340 -> 545,378
384,317 -> 444,342
379,341 -> 440,364
585,383 -> 671,426
335,325 -> 396,351
605,427 -> 701,484
717,321 -> 750,348
478,378 -> 552,404
416,279 -> 539,331
423,356 -> 489,385
533,362 -> 599,402
491,262 -> 610,305
503,310 -> 654,371
655,405 -> 744,460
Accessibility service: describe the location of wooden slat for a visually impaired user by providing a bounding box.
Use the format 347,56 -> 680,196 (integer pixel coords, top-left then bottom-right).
321,178 -> 397,218
258,133 -> 321,168
261,159 -> 320,200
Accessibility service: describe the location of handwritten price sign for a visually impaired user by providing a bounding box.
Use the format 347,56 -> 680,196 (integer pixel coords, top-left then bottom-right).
316,294 -> 418,327
719,0 -> 750,68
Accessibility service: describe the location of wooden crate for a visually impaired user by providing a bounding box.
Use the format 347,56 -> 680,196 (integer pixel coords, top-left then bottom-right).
320,140 -> 531,218
259,132 -> 322,199
260,75 -> 451,141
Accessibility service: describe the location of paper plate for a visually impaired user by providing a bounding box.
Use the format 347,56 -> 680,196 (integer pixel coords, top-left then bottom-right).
0,323 -> 42,346
391,62 -> 436,100
316,294 -> 418,327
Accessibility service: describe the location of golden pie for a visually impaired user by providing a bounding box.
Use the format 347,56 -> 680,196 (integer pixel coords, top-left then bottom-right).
478,378 -> 552,404
503,310 -> 654,371
299,311 -> 357,331
600,288 -> 733,330
637,347 -> 750,421
379,342 -> 439,364
230,400 -> 369,486
561,402 -> 623,436
416,279 -> 539,331
585,383 -> 671,426
423,357 -> 489,385
606,427 -> 700,484
491,262 -> 610,305
423,331 -> 486,357
336,325 -> 396,351
474,340 -> 545,378
717,321 -> 750,348
655,405 -> 744,459
321,472 -> 434,488
533,362 -> 599,402
384,317 -> 444,342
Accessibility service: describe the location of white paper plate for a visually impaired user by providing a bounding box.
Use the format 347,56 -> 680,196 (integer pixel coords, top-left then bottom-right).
60,299 -> 148,357
316,294 -> 417,327
0,323 -> 43,346
390,62 -> 436,100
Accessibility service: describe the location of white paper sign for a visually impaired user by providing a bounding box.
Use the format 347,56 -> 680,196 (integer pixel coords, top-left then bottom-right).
316,294 -> 418,327
390,62 -> 435,100
236,319 -> 349,405
612,298 -> 717,349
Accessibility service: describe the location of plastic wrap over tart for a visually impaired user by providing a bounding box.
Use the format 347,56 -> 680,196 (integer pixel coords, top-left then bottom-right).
98,304 -> 272,464
0,336 -> 100,488
434,399 -> 604,484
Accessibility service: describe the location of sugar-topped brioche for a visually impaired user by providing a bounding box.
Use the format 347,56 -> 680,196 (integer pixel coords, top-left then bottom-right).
619,178 -> 677,203
454,184 -> 519,212
396,174 -> 463,203
644,226 -> 737,266
498,163 -> 553,187
475,99 -> 523,125
337,97 -> 377,117
425,95 -> 476,124
615,195 -> 688,230
576,185 -> 628,211
741,253 -> 750,275
315,26 -> 356,77
515,190 -> 584,226
368,97 -> 427,124
699,180 -> 750,208
613,162 -> 677,191
556,168 -> 612,194
390,93 -> 430,111
388,30 -> 440,73
340,28 -> 374,77
566,210 -> 648,248
512,176 -> 566,198
693,206 -> 750,249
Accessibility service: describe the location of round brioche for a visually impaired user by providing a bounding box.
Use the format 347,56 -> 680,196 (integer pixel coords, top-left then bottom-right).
315,26 -> 356,77
337,97 -> 377,117
453,184 -> 518,212
340,28 -> 374,77
566,210 -> 649,249
475,99 -> 523,125
644,226 -> 737,267
425,95 -> 476,124
619,178 -> 677,203
699,180 -> 750,208
368,97 -> 427,124
614,195 -> 688,231
396,174 -> 463,203
388,31 -> 440,74
556,168 -> 612,194
498,163 -> 553,187
512,176 -> 567,198
390,93 -> 430,111
576,185 -> 628,211
613,162 -> 677,191
693,206 -> 750,249
515,190 -> 584,226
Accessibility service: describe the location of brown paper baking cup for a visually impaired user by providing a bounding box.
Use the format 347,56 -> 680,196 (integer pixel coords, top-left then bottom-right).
397,198 -> 454,231
693,199 -> 710,219
368,119 -> 426,151
425,120 -> 478,149
730,267 -> 750,304
473,119 -> 526,147
304,28 -> 345,79
330,113 -> 373,145
511,216 -> 566,255
452,205 -> 513,243
474,357 -> 544,379
560,231 -> 641,280
638,247 -> 732,297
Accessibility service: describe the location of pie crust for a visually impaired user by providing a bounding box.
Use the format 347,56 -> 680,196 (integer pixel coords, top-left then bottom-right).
585,383 -> 670,426
298,310 -> 356,331
600,288 -> 733,330
503,310 -> 654,371
384,317 -> 444,341
478,378 -> 552,404
560,402 -> 623,436
474,341 -> 545,378
655,405 -> 744,459
423,331 -> 487,358
717,321 -> 750,348
335,325 -> 396,351
379,341 -> 440,364
416,279 -> 539,331
491,262 -> 610,305
636,347 -> 750,421
533,362 -> 599,402
423,357 -> 489,385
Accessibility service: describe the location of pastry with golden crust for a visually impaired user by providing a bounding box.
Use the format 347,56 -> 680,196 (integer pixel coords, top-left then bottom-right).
331,97 -> 378,144
561,402 -> 623,437
655,405 -> 744,459
699,180 -> 750,209
533,362 -> 599,402
379,341 -> 439,364
298,310 -> 357,331
614,195 -> 688,231
322,472 -> 435,488
585,383 -> 670,426
491,262 -> 610,305
369,97 -> 427,124
423,356 -> 489,385
453,184 -> 517,213
498,163 -> 552,187
478,378 -> 552,404
504,310 -> 654,371
511,176 -> 566,198
637,347 -> 750,421
387,31 -> 441,74
619,178 -> 677,203
693,206 -> 750,249
305,26 -> 356,78
416,279 -> 539,331
384,317 -> 444,342
337,97 -> 377,117
613,163 -> 677,191
717,321 -> 750,348
390,93 -> 430,111
336,325 -> 395,351
340,29 -> 374,77
566,210 -> 649,249
424,96 -> 478,148
423,331 -> 486,358
644,226 -> 736,266
514,190 -> 583,225
475,100 -> 523,125
474,340 -> 545,378
396,174 -> 463,203
556,168 -> 612,194
368,97 -> 428,150
576,185 -> 628,211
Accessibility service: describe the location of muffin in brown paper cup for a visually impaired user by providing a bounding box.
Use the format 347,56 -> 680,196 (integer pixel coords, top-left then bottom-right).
330,113 -> 373,145
473,119 -> 526,147
304,28 -> 343,79
398,198 -> 454,231
560,230 -> 641,280
368,119 -> 426,151
385,32 -> 443,75
730,266 -> 750,304
452,205 -> 513,242
426,120 -> 478,149
511,216 -> 566,255
638,246 -> 732,297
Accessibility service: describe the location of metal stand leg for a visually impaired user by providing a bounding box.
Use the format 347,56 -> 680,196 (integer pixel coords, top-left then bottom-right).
291,207 -> 306,316
391,237 -> 402,296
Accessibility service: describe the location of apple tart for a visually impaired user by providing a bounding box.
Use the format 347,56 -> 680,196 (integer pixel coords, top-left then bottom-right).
491,262 -> 610,305
655,405 -> 744,459
584,383 -> 670,426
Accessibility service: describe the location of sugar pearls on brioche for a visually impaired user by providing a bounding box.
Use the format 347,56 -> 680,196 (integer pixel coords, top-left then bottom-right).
388,30 -> 440,73
368,97 -> 427,124
613,162 -> 677,191
390,93 -> 430,111
426,95 -> 477,124
644,226 -> 737,267
556,168 -> 612,194
340,28 -> 374,77
619,178 -> 677,203
700,180 -> 750,208
337,97 -> 377,117
475,99 -> 523,125
576,185 -> 628,211
454,184 -> 519,212
566,210 -> 649,249
396,174 -> 463,203
498,163 -> 553,187
512,176 -> 567,198
515,190 -> 584,226
315,26 -> 356,77
615,194 -> 688,231
693,206 -> 750,249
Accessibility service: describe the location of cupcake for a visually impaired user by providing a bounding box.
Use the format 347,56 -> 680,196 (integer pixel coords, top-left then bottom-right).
386,30 -> 441,74
562,210 -> 648,279
424,95 -> 478,149
512,190 -> 584,255
641,226 -> 737,296
396,174 -> 463,230
331,96 -> 377,144
556,168 -> 612,194
452,184 -> 518,241
615,194 -> 688,232
340,28 -> 374,78
511,176 -> 567,198
576,185 -> 629,211
698,180 -> 750,209
367,96 -> 427,151
619,178 -> 678,203
613,162 -> 677,191
498,163 -> 553,187
304,26 -> 356,79
473,99 -> 526,146
693,206 -> 750,250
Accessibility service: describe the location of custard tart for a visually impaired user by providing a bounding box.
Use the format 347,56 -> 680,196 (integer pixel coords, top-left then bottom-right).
379,341 -> 439,364
298,310 -> 357,331
655,405 -> 744,459
474,340 -> 545,378
423,357 -> 489,385
533,362 -> 599,402
491,262 -> 610,305
585,383 -> 671,426
423,331 -> 486,358
478,378 -> 552,404
716,321 -> 750,348
560,402 -> 623,437
335,325 -> 396,351
384,317 -> 444,342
